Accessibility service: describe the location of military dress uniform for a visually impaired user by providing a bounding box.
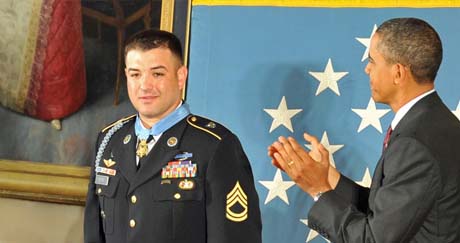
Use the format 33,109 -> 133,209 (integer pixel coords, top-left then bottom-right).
84,112 -> 262,243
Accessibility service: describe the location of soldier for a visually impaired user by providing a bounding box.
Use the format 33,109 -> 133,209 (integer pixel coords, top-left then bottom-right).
84,29 -> 262,243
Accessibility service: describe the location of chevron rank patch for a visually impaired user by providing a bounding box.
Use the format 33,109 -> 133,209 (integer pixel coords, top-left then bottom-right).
226,181 -> 248,222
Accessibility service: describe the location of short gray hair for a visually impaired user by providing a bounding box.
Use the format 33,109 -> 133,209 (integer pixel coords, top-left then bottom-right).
376,18 -> 442,83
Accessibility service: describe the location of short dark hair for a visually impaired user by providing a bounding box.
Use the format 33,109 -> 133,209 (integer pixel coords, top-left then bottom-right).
376,18 -> 442,83
124,29 -> 183,64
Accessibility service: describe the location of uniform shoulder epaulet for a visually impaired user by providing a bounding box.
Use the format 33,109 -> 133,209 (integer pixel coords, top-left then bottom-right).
186,115 -> 228,141
101,114 -> 136,133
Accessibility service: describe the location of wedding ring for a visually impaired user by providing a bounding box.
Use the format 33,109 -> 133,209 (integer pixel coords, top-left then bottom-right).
288,161 -> 295,166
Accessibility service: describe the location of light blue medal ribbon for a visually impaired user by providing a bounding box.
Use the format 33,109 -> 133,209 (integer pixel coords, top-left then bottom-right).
134,103 -> 191,139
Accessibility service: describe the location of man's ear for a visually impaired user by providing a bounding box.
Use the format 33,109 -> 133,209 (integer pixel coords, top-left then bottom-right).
392,63 -> 408,85
177,65 -> 188,90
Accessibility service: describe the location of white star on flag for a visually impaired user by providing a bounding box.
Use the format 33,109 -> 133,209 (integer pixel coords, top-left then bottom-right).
352,98 -> 391,133
356,24 -> 377,62
452,101 -> 460,121
356,167 -> 372,187
305,131 -> 344,168
301,219 -> 331,243
308,58 -> 348,96
259,169 -> 296,205
264,96 -> 302,133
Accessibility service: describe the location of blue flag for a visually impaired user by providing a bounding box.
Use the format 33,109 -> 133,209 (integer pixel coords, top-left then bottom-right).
187,1 -> 460,242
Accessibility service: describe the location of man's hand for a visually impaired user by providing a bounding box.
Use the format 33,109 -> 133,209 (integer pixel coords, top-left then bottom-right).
268,132 -> 340,197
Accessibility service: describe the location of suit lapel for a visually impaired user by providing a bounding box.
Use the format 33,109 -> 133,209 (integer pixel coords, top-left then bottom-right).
113,122 -> 138,183
368,92 -> 439,203
369,156 -> 384,203
128,118 -> 188,195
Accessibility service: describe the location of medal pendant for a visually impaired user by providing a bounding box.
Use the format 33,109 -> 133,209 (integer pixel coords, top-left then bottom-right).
136,139 -> 148,158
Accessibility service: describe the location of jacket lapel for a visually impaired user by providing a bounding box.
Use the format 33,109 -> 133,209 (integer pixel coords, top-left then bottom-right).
113,122 -> 138,183
128,118 -> 188,195
368,92 -> 439,203
369,156 -> 384,203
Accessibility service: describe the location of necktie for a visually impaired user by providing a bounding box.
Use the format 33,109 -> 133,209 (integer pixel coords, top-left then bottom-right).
383,126 -> 392,151
136,135 -> 154,159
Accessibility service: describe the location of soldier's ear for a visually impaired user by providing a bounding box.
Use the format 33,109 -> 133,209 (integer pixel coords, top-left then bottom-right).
177,65 -> 188,90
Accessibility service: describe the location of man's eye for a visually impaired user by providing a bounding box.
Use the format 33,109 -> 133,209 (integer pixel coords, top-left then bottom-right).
153,72 -> 164,77
130,73 -> 140,78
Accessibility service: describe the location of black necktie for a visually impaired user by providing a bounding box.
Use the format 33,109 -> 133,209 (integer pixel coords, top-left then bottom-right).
146,135 -> 154,143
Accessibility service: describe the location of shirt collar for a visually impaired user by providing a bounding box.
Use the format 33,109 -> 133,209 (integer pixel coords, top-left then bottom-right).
391,89 -> 435,129
137,101 -> 184,142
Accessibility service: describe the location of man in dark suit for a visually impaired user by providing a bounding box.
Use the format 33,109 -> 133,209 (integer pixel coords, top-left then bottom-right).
84,29 -> 262,243
268,18 -> 460,242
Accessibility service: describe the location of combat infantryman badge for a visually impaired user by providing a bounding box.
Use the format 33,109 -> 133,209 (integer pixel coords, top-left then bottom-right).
174,152 -> 193,160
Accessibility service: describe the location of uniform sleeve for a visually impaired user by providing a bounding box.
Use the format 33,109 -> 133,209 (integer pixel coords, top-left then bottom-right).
308,137 -> 440,243
84,133 -> 105,243
205,133 -> 262,243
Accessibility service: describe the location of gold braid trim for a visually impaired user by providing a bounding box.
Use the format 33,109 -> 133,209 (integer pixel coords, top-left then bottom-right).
186,116 -> 222,140
101,114 -> 136,133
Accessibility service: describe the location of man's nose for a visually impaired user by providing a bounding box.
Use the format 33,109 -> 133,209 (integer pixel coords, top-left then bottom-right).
364,63 -> 371,75
140,75 -> 154,90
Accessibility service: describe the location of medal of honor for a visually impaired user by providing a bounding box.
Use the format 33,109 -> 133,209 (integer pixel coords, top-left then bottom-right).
136,139 -> 148,158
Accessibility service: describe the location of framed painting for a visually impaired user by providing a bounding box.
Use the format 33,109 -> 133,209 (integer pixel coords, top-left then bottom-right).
0,0 -> 191,205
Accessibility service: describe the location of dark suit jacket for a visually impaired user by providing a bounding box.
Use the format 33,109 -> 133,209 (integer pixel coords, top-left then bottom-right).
308,92 -> 460,242
84,115 -> 262,243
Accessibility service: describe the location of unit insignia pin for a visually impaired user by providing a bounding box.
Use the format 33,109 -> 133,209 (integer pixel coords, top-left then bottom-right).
167,137 -> 178,147
206,122 -> 216,129
123,134 -> 131,144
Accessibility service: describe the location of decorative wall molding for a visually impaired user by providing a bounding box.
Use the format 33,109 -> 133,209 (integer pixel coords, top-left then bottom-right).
0,160 -> 90,205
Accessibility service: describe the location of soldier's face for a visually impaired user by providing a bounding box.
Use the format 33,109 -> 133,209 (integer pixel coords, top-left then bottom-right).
125,47 -> 187,126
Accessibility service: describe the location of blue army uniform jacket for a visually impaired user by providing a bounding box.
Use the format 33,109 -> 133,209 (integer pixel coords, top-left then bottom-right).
84,114 -> 262,243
